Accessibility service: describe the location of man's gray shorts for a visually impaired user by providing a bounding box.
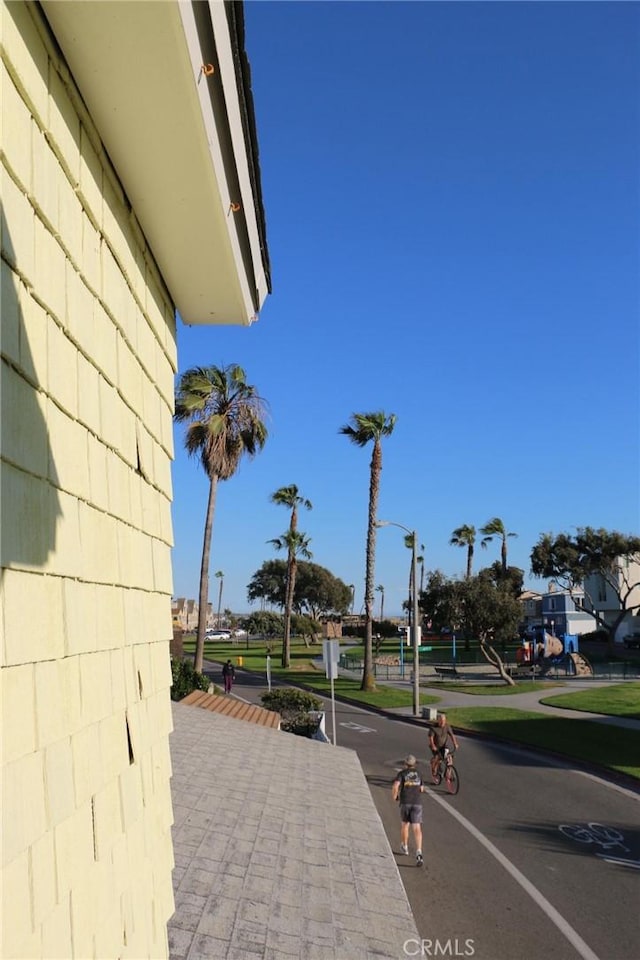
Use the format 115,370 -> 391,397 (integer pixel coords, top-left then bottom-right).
399,803 -> 423,824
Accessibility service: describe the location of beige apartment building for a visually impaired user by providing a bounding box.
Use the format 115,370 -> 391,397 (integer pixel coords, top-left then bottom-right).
1,2 -> 270,957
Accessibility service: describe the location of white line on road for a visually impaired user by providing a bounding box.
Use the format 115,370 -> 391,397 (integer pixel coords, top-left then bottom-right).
426,790 -> 603,960
573,770 -> 640,801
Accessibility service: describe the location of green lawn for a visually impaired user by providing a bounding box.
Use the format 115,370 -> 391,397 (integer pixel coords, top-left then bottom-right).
442,706 -> 640,779
539,682 -> 640,719
178,637 -> 639,780
435,681 -> 566,695
181,637 -> 439,710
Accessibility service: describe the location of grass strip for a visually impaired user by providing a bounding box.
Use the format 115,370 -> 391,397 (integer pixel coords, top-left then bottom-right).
539,682 -> 640,719
433,681 -> 565,696
443,706 -> 640,779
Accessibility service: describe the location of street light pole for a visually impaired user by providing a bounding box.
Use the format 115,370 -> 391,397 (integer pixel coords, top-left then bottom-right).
377,520 -> 421,718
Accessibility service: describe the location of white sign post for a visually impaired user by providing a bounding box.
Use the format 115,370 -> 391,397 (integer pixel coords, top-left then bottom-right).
266,654 -> 271,692
323,640 -> 339,746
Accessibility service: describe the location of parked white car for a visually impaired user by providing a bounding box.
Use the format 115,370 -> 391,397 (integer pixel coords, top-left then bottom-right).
205,629 -> 232,639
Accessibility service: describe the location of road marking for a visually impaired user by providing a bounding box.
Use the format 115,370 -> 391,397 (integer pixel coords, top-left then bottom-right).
573,770 -> 640,801
339,721 -> 377,733
427,791 -> 603,960
596,853 -> 640,869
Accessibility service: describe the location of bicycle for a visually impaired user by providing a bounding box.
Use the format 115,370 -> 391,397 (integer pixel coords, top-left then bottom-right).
430,748 -> 459,795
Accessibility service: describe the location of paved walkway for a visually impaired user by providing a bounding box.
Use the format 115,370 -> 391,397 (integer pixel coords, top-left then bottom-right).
168,701 -> 420,960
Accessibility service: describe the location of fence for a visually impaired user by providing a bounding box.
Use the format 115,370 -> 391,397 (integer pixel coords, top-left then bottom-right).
339,653 -> 640,682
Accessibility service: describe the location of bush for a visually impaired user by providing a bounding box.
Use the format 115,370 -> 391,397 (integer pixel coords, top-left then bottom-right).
260,688 -> 323,736
171,656 -> 211,701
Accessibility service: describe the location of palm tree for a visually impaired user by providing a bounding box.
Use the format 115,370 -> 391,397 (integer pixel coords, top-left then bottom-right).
450,525 -> 476,579
349,584 -> 355,615
376,584 -> 385,622
214,570 -> 224,627
174,364 -> 268,672
404,533 -> 416,627
268,530 -> 312,667
270,485 -> 312,668
340,410 -> 397,691
480,517 -> 517,573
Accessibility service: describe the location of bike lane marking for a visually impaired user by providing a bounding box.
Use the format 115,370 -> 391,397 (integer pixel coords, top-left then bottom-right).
426,790 -> 602,960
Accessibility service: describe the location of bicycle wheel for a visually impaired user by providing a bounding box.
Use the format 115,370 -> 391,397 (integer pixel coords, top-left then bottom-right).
431,761 -> 443,786
445,764 -> 460,795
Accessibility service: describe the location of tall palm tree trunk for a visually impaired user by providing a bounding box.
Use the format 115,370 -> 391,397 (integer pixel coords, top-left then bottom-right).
282,551 -> 296,668
467,544 -> 474,580
216,577 -> 224,627
195,476 -> 218,673
362,446 -> 381,691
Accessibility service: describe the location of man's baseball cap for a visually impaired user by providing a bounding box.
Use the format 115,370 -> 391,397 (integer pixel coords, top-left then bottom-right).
405,754 -> 417,766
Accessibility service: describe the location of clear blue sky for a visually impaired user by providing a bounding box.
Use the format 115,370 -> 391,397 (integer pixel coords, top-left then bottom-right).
171,1 -> 639,617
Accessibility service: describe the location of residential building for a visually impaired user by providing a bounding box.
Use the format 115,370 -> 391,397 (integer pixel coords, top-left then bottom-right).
583,556 -> 640,643
518,589 -> 543,632
1,2 -> 269,957
171,597 -> 213,632
541,585 -> 596,638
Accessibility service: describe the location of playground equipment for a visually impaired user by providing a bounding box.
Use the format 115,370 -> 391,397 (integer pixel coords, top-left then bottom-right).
516,633 -> 593,677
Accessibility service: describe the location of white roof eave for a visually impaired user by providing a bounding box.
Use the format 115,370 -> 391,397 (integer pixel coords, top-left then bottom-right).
42,0 -> 268,326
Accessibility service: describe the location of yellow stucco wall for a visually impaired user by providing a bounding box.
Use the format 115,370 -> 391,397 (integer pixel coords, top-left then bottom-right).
2,3 -> 177,956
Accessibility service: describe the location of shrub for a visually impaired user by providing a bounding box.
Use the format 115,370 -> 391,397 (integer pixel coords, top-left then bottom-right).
260,688 -> 323,736
171,656 -> 211,701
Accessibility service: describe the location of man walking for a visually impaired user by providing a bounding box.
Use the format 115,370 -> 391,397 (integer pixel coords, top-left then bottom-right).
391,754 -> 425,866
221,659 -> 235,694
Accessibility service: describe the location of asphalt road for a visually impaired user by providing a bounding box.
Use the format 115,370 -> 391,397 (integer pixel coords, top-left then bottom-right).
216,665 -> 640,960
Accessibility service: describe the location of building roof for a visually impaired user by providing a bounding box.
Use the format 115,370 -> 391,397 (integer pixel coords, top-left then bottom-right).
181,690 -> 281,729
168,703 -> 419,958
41,0 -> 270,327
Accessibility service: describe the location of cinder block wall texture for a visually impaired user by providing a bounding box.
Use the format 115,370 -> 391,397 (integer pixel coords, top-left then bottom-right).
2,4 -> 177,957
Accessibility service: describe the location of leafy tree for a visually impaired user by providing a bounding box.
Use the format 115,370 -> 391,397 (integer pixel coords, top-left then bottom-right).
420,571 -> 520,683
270,485 -> 312,669
269,530 -> 312,667
290,613 -> 321,647
530,528 -> 640,647
420,570 -> 455,635
340,411 -> 397,691
244,610 -> 283,638
174,364 -> 267,672
294,563 -> 352,619
480,517 -> 517,573
246,559 -> 287,608
478,561 -> 524,598
247,560 -> 352,619
450,525 -> 476,579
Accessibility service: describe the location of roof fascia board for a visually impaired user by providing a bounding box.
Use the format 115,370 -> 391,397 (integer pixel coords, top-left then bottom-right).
206,0 -> 269,307
178,0 -> 257,322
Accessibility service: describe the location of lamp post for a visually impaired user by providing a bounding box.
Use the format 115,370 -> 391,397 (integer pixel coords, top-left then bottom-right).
376,520 -> 420,717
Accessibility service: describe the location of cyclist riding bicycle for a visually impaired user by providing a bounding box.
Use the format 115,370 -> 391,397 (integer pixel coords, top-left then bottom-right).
428,712 -> 459,779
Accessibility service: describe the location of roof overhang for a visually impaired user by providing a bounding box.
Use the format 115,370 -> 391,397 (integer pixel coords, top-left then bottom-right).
41,0 -> 270,326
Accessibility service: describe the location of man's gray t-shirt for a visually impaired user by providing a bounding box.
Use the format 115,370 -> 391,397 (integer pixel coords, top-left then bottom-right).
394,767 -> 423,803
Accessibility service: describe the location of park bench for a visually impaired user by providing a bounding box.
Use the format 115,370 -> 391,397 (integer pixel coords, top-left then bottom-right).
434,665 -> 459,679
